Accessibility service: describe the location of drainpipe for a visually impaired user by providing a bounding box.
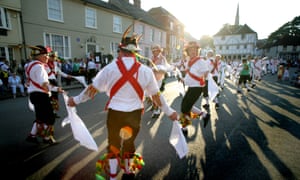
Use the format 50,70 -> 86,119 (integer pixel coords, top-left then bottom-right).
20,11 -> 27,59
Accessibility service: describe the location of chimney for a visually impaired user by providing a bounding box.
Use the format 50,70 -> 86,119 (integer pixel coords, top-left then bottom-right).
133,0 -> 141,8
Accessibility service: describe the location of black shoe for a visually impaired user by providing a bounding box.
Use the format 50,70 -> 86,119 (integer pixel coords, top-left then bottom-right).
43,136 -> 56,144
181,128 -> 188,136
54,113 -> 60,118
122,173 -> 135,180
237,90 -> 242,94
247,89 -> 251,92
151,113 -> 160,119
26,136 -> 39,144
202,104 -> 209,110
215,103 -> 219,110
203,114 -> 210,128
251,84 -> 256,88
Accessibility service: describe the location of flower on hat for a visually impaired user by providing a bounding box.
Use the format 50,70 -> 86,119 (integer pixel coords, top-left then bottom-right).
119,25 -> 142,52
29,45 -> 51,56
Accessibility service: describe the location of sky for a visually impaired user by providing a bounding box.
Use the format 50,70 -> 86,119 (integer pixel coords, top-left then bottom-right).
140,0 -> 300,40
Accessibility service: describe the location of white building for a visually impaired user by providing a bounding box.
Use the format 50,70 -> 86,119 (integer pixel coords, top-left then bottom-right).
213,4 -> 258,61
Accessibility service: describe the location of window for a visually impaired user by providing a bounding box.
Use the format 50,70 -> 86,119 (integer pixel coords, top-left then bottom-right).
136,24 -> 144,40
170,21 -> 173,30
177,26 -> 181,33
113,16 -> 122,33
0,46 -> 13,62
149,29 -> 154,42
47,0 -> 63,22
85,7 -> 97,28
283,45 -> 287,51
110,42 -> 119,58
241,34 -> 245,40
144,47 -> 150,59
158,31 -> 162,43
45,33 -> 70,59
0,7 -> 10,29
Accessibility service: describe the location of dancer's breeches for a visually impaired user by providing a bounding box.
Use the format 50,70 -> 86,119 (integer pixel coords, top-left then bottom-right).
30,92 -> 55,125
180,87 -> 203,128
106,109 -> 142,155
181,87 -> 203,113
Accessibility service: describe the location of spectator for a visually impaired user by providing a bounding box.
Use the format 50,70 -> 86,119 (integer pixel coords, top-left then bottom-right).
87,58 -> 97,84
0,78 -> 4,96
283,67 -> 290,81
8,72 -> 25,98
0,57 -> 11,88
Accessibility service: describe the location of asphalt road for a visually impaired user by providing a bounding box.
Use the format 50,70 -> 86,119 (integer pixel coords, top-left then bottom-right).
0,69 -> 299,180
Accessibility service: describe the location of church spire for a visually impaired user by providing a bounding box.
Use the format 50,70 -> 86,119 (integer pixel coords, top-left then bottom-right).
234,3 -> 239,26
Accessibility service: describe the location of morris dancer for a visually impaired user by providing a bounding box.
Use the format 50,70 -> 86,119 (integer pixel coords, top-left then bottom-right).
253,56 -> 262,81
209,54 -> 221,109
218,56 -> 227,90
149,44 -> 169,118
237,58 -> 251,93
202,50 -> 214,110
180,41 -> 210,136
25,45 -> 64,144
47,51 -> 72,118
67,25 -> 178,180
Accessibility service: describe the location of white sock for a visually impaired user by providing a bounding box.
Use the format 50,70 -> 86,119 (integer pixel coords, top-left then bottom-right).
30,122 -> 38,136
205,97 -> 209,104
109,158 -> 118,180
124,158 -> 132,174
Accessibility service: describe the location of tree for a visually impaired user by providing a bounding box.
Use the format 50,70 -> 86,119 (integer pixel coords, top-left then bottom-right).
199,35 -> 215,50
265,16 -> 300,47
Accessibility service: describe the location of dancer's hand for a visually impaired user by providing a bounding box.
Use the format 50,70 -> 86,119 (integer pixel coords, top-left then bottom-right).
168,112 -> 178,121
67,97 -> 76,107
85,85 -> 98,99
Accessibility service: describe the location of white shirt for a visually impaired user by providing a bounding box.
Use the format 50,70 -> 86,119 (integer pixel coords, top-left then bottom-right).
184,58 -> 209,87
26,60 -> 56,94
87,60 -> 97,70
0,62 -> 9,72
77,57 -> 159,111
8,75 -> 22,86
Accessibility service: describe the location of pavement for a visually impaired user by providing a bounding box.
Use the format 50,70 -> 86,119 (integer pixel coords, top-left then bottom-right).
0,81 -> 84,100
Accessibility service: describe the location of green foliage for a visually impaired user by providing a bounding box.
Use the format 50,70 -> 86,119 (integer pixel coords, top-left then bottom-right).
265,16 -> 300,47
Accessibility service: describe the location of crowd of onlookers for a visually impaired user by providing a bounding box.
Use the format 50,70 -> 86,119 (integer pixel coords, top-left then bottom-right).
0,55 -> 113,99
1,55 -> 300,99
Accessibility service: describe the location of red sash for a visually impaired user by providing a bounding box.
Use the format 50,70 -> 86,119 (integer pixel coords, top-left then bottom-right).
105,57 -> 143,110
26,61 -> 48,93
186,56 -> 205,86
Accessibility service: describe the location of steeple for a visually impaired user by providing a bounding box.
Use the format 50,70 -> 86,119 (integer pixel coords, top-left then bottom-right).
234,3 -> 239,26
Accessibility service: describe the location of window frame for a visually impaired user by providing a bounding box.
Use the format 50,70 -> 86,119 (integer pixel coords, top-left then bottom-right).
149,28 -> 154,42
45,32 -> 71,59
47,0 -> 64,22
85,7 -> 97,29
0,7 -> 11,29
113,15 -> 122,33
